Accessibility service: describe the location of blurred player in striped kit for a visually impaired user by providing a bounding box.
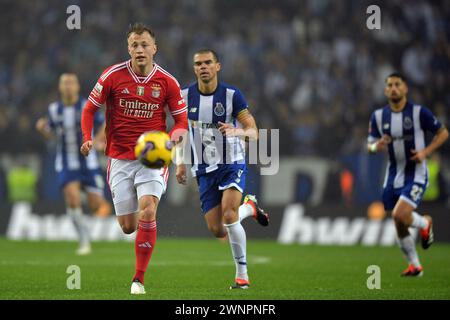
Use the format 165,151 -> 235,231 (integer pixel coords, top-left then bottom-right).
367,73 -> 448,276
36,73 -> 111,255
177,49 -> 269,289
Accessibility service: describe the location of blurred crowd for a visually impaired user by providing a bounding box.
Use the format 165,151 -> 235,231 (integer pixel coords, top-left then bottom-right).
0,0 -> 449,158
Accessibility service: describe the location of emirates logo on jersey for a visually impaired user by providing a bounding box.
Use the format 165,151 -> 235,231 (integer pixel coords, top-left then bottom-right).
119,99 -> 160,110
119,98 -> 160,118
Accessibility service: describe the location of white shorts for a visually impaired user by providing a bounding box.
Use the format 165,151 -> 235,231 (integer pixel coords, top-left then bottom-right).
106,158 -> 169,216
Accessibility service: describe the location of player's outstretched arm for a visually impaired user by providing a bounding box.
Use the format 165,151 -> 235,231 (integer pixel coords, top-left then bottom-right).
80,140 -> 93,156
168,108 -> 189,185
410,126 -> 449,162
80,100 -> 99,157
167,101 -> 189,185
169,112 -> 188,144
173,130 -> 188,185
175,163 -> 187,185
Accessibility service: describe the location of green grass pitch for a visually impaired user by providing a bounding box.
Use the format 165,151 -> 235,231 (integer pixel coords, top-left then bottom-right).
1,238 -> 449,299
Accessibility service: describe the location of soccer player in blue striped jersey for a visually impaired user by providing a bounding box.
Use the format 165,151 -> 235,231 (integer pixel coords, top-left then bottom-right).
176,49 -> 269,289
367,73 -> 448,276
36,73 -> 111,255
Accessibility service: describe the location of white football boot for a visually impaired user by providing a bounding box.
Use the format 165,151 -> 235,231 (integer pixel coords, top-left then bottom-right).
76,243 -> 92,255
130,280 -> 146,295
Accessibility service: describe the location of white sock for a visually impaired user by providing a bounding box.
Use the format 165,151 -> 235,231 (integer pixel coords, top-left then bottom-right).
238,203 -> 254,222
224,220 -> 248,281
398,235 -> 421,268
410,212 -> 428,229
67,207 -> 90,246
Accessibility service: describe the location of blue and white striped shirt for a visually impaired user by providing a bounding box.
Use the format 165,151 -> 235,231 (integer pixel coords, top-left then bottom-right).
368,102 -> 442,189
182,82 -> 248,177
48,98 -> 104,172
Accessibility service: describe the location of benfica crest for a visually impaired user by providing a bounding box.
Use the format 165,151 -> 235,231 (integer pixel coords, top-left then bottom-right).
152,89 -> 160,98
151,84 -> 161,98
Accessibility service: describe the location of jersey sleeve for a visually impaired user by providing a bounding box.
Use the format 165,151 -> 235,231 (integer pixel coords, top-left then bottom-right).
87,67 -> 112,108
367,112 -> 381,143
231,89 -> 249,119
420,106 -> 442,135
166,77 -> 187,117
81,100 -> 99,142
47,109 -> 55,130
47,102 -> 59,130
166,78 -> 188,142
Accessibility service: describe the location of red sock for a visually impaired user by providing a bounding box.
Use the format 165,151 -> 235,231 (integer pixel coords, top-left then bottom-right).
133,219 -> 157,284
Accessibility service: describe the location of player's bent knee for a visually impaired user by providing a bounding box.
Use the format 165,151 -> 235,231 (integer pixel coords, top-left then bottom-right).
121,223 -> 137,234
140,205 -> 157,221
392,211 -> 401,222
222,209 -> 238,224
87,196 -> 102,212
392,210 -> 408,225
208,224 -> 226,238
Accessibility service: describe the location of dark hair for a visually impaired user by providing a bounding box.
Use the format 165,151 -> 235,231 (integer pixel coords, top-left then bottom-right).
127,22 -> 156,40
194,48 -> 220,62
386,72 -> 407,84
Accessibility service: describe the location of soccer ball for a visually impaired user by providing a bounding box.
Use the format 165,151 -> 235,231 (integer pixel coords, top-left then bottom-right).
135,131 -> 173,169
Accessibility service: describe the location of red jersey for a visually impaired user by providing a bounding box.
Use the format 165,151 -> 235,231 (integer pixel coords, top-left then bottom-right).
87,60 -> 187,159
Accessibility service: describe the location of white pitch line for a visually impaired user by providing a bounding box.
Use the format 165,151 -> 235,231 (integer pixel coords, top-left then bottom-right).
0,256 -> 271,267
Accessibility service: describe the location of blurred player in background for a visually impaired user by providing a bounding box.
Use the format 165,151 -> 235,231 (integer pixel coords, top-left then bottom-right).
177,49 -> 269,289
36,73 -> 111,255
80,23 -> 187,294
367,73 -> 448,276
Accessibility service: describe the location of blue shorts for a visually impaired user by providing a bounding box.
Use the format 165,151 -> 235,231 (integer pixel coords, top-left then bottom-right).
382,182 -> 427,211
57,168 -> 105,195
196,164 -> 247,214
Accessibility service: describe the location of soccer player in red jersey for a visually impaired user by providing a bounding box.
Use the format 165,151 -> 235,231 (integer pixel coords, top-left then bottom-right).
80,23 -> 188,294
